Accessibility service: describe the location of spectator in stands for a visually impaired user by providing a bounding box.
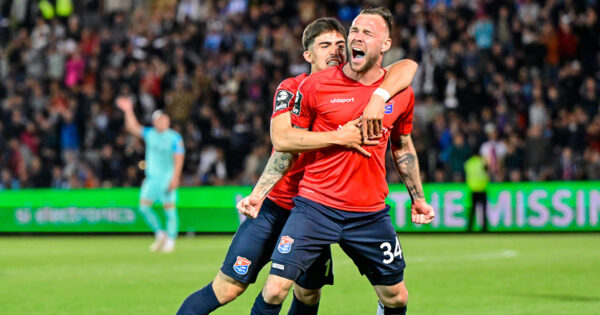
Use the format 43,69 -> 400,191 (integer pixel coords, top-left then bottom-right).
0,0 -> 598,189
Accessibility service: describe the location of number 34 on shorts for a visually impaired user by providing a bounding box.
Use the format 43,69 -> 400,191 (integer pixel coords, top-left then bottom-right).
380,236 -> 402,264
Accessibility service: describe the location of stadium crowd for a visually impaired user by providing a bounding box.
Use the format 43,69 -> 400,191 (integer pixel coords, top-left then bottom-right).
0,0 -> 599,190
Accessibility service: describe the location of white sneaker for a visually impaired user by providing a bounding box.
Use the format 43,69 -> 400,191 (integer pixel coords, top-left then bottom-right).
149,231 -> 167,252
161,238 -> 175,253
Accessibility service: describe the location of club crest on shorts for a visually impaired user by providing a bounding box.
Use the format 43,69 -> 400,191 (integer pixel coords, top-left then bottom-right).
233,256 -> 251,275
384,101 -> 394,114
278,236 -> 294,254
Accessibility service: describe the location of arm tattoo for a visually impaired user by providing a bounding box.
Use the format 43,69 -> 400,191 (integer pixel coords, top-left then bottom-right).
392,135 -> 425,201
253,151 -> 295,198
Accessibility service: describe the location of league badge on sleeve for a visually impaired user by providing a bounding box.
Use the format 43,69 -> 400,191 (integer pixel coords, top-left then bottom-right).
233,256 -> 251,275
384,100 -> 394,114
275,90 -> 294,112
277,236 -> 294,254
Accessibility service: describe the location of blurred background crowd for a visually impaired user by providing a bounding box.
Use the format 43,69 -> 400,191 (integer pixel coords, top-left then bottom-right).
0,0 -> 599,190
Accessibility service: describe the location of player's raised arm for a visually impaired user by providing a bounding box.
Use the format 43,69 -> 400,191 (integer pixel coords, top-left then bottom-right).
169,137 -> 185,192
270,111 -> 375,156
362,59 -> 418,139
116,96 -> 143,137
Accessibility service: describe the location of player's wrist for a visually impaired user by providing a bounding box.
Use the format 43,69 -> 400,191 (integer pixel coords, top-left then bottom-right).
331,130 -> 346,146
250,191 -> 266,201
372,88 -> 391,102
412,198 -> 426,204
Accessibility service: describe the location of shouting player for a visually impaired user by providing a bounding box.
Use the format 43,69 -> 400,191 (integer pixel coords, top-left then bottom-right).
249,8 -> 434,315
177,17 -> 418,315
117,98 -> 185,253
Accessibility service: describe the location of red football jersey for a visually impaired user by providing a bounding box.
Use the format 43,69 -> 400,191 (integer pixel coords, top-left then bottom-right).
267,73 -> 312,210
291,64 -> 415,212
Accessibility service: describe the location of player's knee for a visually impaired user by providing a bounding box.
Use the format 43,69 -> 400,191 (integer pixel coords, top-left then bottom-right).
378,283 -> 408,308
140,200 -> 152,207
262,275 -> 293,304
294,286 -> 321,305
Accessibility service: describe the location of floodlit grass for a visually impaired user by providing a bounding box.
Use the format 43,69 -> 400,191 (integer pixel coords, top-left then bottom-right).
1,234 -> 599,314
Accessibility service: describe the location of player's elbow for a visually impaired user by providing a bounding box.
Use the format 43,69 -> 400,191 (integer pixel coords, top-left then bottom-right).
271,134 -> 297,153
271,134 -> 287,152
406,59 -> 418,71
400,59 -> 418,75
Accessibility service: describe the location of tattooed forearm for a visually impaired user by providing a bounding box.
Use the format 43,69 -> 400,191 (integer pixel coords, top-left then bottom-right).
392,135 -> 425,202
396,154 -> 416,176
253,151 -> 295,198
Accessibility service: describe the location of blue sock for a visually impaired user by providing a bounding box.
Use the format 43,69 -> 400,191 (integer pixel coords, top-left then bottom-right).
385,306 -> 407,315
165,208 -> 179,239
177,282 -> 222,315
378,302 -> 406,315
287,292 -> 319,315
139,204 -> 162,234
250,292 -> 282,315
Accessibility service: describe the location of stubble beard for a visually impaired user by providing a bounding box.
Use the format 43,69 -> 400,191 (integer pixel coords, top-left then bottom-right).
349,52 -> 377,74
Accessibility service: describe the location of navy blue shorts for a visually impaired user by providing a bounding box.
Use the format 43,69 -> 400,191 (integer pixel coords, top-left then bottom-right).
270,196 -> 405,286
220,198 -> 333,289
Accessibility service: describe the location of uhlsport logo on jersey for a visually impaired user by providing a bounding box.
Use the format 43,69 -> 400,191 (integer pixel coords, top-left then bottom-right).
278,236 -> 294,254
233,256 -> 252,275
384,100 -> 394,114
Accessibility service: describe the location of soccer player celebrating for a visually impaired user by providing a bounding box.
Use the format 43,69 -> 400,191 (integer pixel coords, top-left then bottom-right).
177,17 -> 418,315
249,8 -> 434,315
117,98 -> 185,253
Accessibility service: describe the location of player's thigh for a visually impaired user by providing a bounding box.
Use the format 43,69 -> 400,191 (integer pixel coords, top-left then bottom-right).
340,209 -> 405,286
220,199 -> 290,284
295,245 -> 334,290
270,198 -> 340,282
139,179 -> 158,204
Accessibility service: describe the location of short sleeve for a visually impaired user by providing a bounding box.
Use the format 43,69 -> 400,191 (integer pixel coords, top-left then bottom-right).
289,81 -> 315,129
271,88 -> 296,119
391,88 -> 415,137
142,127 -> 152,139
172,133 -> 185,154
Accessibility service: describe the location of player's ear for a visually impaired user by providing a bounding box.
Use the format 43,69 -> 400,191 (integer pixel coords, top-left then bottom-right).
303,50 -> 313,64
381,37 -> 392,53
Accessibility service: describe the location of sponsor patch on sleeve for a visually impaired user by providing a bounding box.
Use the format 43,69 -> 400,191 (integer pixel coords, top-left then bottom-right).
291,90 -> 303,116
274,90 -> 294,112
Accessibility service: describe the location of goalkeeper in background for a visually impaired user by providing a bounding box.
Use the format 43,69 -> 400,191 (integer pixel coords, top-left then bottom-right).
117,97 -> 185,253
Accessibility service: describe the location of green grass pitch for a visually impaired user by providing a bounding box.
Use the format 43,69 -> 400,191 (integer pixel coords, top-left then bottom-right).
1,234 -> 599,314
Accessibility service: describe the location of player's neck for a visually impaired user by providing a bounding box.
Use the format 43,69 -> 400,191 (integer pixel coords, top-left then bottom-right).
342,62 -> 384,85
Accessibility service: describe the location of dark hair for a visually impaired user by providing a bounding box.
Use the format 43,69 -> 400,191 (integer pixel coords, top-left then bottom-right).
302,17 -> 346,51
360,7 -> 394,35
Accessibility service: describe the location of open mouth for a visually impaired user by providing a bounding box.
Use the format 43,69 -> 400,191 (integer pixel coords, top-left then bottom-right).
326,57 -> 341,66
351,47 -> 365,62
